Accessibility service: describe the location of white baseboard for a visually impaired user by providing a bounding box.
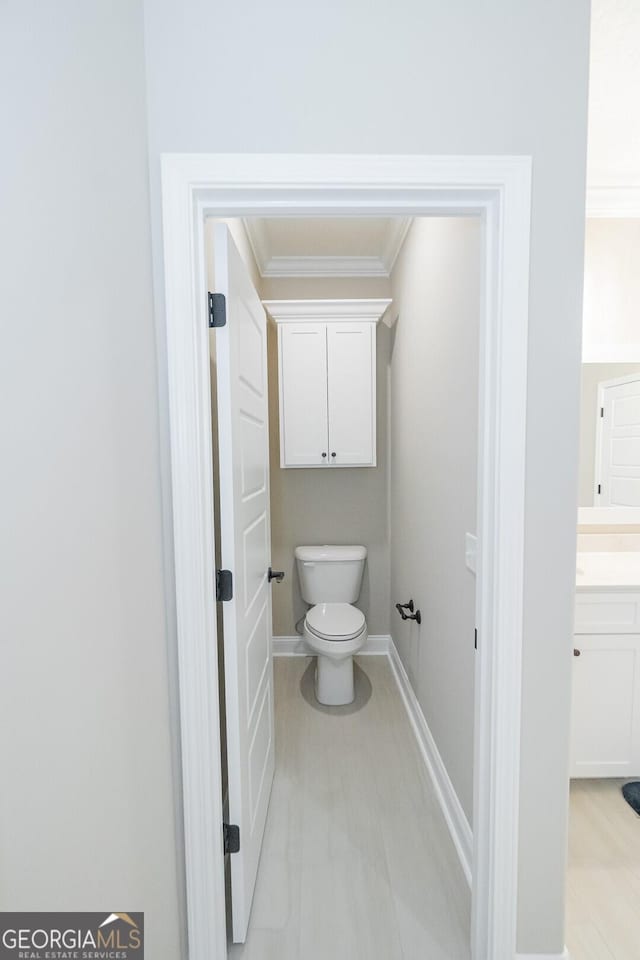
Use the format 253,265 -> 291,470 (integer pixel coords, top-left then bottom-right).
516,950 -> 570,960
272,634 -> 391,657
387,638 -> 473,886
272,635 -> 308,657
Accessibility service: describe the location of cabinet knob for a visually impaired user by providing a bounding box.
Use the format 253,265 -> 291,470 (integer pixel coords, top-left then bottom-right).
331,452 -> 337,458
573,648 -> 581,657
321,452 -> 327,458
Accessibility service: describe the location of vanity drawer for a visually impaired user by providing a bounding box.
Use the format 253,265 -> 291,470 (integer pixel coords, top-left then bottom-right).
574,593 -> 640,634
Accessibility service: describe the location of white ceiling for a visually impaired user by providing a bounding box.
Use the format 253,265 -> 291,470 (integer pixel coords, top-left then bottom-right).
243,217 -> 411,278
588,0 -> 640,187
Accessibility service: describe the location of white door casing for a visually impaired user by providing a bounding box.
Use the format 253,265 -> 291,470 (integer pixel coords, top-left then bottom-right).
160,154 -> 532,960
596,375 -> 640,507
214,223 -> 275,942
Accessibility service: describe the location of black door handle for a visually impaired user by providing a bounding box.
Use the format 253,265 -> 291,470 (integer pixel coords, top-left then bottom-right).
268,567 -> 285,583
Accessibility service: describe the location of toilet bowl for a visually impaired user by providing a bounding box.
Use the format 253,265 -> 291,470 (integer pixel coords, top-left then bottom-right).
303,602 -> 368,705
295,545 -> 368,706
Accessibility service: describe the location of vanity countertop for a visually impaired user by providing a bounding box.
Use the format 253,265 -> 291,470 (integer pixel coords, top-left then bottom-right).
576,551 -> 640,591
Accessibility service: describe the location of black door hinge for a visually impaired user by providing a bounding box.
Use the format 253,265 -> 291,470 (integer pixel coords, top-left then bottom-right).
597,483 -> 602,495
474,628 -> 478,650
216,569 -> 233,602
600,407 -> 604,418
208,292 -> 226,328
223,823 -> 240,855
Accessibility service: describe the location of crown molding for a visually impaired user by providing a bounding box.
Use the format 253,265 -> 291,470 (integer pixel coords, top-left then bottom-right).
586,186 -> 640,218
381,216 -> 413,271
263,297 -> 392,323
242,217 -> 269,271
259,255 -> 389,277
243,217 -> 412,277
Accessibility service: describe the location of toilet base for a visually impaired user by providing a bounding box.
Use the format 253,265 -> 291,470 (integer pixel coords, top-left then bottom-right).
315,654 -> 355,706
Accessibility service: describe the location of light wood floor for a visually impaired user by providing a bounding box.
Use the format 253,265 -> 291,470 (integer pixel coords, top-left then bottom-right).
229,656 -> 471,960
566,778 -> 640,960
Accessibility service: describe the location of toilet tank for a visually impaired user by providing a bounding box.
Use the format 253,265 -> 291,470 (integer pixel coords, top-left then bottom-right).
295,545 -> 367,604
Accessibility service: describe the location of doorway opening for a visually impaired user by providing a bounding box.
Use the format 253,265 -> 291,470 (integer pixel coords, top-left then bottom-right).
207,214 -> 480,957
160,154 -> 531,960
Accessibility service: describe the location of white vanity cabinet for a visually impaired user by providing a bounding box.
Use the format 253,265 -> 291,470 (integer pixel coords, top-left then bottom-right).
570,590 -> 640,778
264,299 -> 391,469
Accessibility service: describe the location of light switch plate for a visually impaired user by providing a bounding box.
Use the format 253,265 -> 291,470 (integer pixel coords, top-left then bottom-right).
465,533 -> 477,574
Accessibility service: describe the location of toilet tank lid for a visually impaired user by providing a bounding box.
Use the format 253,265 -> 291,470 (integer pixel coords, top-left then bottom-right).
295,544 -> 367,562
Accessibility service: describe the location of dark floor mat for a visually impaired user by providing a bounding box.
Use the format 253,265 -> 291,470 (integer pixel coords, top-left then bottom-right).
622,781 -> 640,815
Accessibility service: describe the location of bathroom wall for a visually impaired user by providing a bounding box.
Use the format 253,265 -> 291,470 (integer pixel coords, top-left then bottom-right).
583,219 -> 640,361
264,275 -> 392,637
260,276 -> 392,301
579,362 -> 640,506
389,217 -> 481,823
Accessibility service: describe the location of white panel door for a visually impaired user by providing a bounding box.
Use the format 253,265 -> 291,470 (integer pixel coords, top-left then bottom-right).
598,375 -> 640,507
279,323 -> 328,466
570,633 -> 640,778
326,323 -> 375,466
214,223 -> 275,942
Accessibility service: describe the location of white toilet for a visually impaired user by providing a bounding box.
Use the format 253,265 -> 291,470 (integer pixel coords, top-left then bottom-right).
295,544 -> 368,706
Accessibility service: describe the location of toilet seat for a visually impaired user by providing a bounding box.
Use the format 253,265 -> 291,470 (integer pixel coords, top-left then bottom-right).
302,601 -> 368,705
305,602 -> 366,641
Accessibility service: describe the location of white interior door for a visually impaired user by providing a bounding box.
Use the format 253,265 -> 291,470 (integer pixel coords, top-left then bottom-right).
597,375 -> 640,507
214,223 -> 275,942
278,323 -> 329,466
327,323 -> 375,466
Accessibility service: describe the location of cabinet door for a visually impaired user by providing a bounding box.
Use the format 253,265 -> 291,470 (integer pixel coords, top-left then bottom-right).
326,323 -> 375,466
278,323 -> 328,467
570,633 -> 640,778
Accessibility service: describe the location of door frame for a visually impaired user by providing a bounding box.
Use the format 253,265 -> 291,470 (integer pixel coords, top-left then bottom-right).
160,153 -> 532,960
594,372 -> 640,506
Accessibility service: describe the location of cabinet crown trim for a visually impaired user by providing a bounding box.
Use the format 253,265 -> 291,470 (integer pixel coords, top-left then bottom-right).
263,298 -> 392,324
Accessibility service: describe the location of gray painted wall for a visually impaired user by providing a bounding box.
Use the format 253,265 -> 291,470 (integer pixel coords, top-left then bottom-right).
143,3 -> 590,952
579,363 -> 640,506
1,4 -> 183,958
390,218 -> 481,822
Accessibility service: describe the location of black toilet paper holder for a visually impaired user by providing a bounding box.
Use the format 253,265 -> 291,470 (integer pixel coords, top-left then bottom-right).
395,599 -> 422,625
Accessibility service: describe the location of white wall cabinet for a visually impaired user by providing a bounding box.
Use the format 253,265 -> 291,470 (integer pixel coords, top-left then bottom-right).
264,299 -> 391,469
570,591 -> 640,778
